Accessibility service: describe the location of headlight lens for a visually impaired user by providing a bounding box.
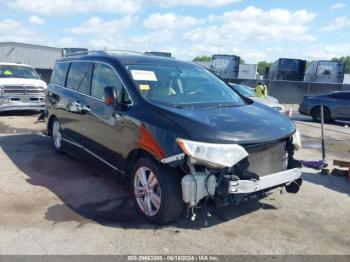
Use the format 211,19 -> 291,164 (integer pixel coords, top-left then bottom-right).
176,138 -> 249,168
292,128 -> 302,150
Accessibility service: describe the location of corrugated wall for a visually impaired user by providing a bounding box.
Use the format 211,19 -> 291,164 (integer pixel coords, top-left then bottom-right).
0,43 -> 62,69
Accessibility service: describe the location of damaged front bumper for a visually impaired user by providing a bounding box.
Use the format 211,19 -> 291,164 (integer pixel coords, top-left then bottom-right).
228,168 -> 302,194
181,167 -> 303,207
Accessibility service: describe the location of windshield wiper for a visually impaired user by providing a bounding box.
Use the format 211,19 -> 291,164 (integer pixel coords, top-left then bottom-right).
172,104 -> 194,109
205,104 -> 238,109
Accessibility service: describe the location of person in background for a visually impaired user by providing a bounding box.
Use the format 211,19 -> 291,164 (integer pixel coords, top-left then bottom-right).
256,81 -> 268,98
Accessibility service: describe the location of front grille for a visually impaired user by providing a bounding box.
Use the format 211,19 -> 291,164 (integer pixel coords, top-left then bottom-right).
245,141 -> 287,176
3,85 -> 44,95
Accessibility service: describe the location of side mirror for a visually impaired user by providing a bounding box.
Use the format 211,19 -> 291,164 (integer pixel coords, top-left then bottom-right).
118,88 -> 132,107
104,86 -> 116,105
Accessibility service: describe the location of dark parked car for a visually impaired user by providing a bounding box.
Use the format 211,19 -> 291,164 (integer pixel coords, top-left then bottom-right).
299,91 -> 350,122
45,51 -> 302,224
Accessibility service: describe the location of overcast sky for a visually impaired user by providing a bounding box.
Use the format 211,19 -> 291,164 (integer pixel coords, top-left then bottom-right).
0,0 -> 349,63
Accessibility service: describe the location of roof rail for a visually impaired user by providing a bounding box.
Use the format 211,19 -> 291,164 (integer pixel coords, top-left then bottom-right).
64,49 -> 151,57
107,50 -> 152,56
63,50 -> 104,57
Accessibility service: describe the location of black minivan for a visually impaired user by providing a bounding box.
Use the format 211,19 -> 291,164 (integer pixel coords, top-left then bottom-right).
45,51 -> 303,224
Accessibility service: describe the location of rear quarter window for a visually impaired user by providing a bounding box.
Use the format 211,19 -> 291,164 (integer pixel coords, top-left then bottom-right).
50,62 -> 70,86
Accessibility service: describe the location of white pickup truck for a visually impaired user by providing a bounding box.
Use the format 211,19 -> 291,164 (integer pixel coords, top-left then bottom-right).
0,63 -> 47,112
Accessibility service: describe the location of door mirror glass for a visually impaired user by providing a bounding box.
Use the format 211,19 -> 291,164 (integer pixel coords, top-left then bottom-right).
104,86 -> 116,105
117,87 -> 132,106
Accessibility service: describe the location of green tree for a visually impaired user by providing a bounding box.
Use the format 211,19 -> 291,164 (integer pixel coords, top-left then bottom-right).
239,58 -> 245,64
257,61 -> 271,76
193,56 -> 211,62
306,60 -> 315,69
332,56 -> 350,74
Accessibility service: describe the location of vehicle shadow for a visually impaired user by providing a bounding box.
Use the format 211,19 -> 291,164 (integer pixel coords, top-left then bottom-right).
0,133 -> 277,229
302,172 -> 350,196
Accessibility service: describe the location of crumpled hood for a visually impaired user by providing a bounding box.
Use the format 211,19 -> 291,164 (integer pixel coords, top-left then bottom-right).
156,102 -> 295,144
0,78 -> 47,88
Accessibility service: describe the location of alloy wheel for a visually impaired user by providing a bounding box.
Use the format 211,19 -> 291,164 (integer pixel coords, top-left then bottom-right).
134,166 -> 161,217
52,120 -> 62,149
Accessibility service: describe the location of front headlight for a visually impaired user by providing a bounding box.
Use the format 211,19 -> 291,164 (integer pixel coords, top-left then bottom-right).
292,128 -> 302,150
176,138 -> 249,168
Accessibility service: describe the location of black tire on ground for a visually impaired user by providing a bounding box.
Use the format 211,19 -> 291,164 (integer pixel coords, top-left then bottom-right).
131,157 -> 184,224
311,106 -> 331,123
51,117 -> 63,153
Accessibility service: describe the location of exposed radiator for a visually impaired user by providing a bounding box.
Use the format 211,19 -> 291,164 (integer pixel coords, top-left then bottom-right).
245,141 -> 288,176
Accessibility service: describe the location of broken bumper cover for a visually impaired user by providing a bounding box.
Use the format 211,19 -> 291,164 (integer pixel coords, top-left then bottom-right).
229,168 -> 302,194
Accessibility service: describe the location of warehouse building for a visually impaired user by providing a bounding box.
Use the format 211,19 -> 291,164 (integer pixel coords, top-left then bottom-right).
0,42 -> 86,83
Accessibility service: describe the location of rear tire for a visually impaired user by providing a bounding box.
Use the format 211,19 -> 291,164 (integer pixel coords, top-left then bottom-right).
51,118 -> 63,153
131,157 -> 184,224
312,106 -> 331,123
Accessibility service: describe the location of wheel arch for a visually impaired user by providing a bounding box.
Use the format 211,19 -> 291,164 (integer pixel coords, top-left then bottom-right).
311,105 -> 331,116
125,148 -> 159,177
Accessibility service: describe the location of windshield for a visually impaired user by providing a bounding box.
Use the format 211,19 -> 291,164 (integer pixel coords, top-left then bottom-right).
233,84 -> 256,97
0,65 -> 39,79
125,64 -> 245,108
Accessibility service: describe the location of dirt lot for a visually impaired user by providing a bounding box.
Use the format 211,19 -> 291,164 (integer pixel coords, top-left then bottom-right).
0,111 -> 349,255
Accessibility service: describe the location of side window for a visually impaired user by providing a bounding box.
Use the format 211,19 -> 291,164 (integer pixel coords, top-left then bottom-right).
50,62 -> 69,86
91,63 -> 123,100
66,62 -> 92,94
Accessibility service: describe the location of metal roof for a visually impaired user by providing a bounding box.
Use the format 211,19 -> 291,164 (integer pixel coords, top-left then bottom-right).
0,42 -> 61,51
0,42 -> 63,69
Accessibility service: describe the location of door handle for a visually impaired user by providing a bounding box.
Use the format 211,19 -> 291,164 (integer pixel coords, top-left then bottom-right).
73,101 -> 82,107
72,101 -> 90,113
82,105 -> 91,113
114,112 -> 123,121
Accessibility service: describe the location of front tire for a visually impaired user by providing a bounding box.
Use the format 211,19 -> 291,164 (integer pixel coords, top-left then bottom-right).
131,157 -> 184,224
312,106 -> 331,123
51,118 -> 63,153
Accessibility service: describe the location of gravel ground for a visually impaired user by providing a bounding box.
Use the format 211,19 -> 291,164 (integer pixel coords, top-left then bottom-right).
0,111 -> 349,255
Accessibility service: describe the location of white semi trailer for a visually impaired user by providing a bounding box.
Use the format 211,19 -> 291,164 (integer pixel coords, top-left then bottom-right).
238,64 -> 258,80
